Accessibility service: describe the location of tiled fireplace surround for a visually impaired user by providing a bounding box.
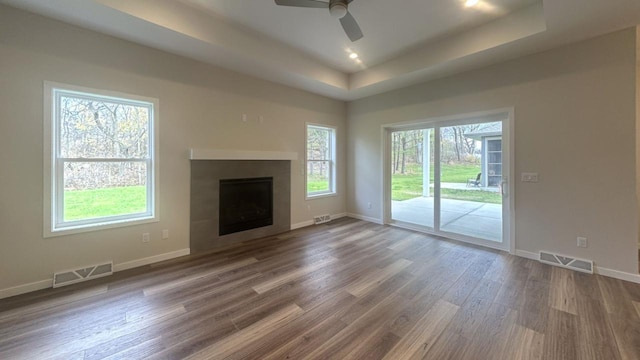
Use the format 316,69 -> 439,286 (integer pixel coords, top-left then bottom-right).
189,150 -> 296,253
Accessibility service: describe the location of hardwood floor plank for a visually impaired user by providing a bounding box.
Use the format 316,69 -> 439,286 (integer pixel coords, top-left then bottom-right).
382,299 -> 458,360
387,233 -> 433,252
224,292 -> 357,360
185,303 -> 304,360
1,219 -> 640,359
501,325 -> 545,360
84,313 -> 235,360
423,333 -> 470,360
343,327 -> 400,360
345,258 -> 413,297
542,308 -> 578,360
608,314 -> 640,360
252,255 -> 337,294
301,294 -> 409,360
598,275 -> 640,321
327,229 -> 377,248
261,316 -> 348,360
446,296 -> 495,340
575,295 -> 622,360
0,285 -> 108,321
462,303 -> 518,359
441,255 -> 495,306
548,267 -> 577,315
341,271 -> 414,325
3,303 -> 186,359
517,277 -> 550,333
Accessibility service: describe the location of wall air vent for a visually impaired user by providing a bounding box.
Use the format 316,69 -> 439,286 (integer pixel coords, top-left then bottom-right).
539,251 -> 593,274
53,261 -> 113,288
314,214 -> 332,225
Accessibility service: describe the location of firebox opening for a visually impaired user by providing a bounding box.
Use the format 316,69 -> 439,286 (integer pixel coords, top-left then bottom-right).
219,177 -> 273,236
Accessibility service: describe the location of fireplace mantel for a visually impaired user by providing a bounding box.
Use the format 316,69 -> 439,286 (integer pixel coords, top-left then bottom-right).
190,149 -> 298,161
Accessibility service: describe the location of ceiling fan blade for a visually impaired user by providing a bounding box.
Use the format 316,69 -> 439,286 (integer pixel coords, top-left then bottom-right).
274,0 -> 329,8
340,11 -> 363,42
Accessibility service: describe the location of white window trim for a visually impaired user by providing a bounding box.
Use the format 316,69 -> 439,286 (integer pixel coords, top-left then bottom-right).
43,81 -> 160,237
305,123 -> 337,200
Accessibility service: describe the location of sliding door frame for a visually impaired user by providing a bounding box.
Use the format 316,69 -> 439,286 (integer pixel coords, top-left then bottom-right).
381,108 -> 515,254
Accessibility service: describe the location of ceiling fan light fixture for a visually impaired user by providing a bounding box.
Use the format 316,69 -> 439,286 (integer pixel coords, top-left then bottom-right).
329,3 -> 348,18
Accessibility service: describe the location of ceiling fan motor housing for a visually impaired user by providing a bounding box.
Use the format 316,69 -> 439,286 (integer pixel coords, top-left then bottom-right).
329,0 -> 348,18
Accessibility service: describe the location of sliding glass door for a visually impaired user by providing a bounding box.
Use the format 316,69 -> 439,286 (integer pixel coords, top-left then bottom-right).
390,128 -> 435,229
388,113 -> 511,251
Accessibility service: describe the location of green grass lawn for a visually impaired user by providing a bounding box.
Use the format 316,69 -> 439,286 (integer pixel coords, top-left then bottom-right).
399,163 -> 480,183
64,186 -> 146,221
307,177 -> 330,193
392,163 -> 501,203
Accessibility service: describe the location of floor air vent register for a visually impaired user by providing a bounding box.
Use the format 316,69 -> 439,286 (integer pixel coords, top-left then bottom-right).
539,251 -> 593,274
53,261 -> 113,288
314,214 -> 332,225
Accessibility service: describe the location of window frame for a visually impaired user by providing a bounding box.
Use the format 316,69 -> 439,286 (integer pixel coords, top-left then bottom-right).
43,82 -> 160,237
305,123 -> 337,199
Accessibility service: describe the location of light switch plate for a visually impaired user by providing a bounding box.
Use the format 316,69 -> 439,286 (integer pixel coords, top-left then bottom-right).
521,172 -> 539,182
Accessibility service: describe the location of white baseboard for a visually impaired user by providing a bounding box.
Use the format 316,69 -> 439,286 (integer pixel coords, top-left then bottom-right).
333,212 -> 348,220
0,248 -> 191,300
515,249 -> 538,260
515,249 -> 640,284
347,213 -> 383,225
596,267 -> 640,283
291,220 -> 314,230
0,279 -> 53,300
291,212 -> 348,230
113,248 -> 191,272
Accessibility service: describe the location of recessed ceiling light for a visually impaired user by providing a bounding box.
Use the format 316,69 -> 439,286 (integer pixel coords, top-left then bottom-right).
465,0 -> 479,7
349,53 -> 359,59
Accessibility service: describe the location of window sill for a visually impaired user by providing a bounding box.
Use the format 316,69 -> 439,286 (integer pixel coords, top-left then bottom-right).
306,192 -> 337,201
45,215 -> 158,238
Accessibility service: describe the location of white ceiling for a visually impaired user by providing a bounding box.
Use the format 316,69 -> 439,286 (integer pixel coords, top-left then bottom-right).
2,0 -> 640,100
181,0 -> 539,73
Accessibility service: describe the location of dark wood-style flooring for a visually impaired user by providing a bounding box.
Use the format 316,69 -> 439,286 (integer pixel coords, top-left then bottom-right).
1,218 -> 640,359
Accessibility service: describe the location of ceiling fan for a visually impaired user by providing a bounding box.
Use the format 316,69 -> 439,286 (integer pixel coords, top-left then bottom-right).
274,0 -> 363,42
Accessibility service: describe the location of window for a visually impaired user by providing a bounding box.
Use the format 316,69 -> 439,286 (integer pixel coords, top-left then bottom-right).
44,83 -> 158,235
306,124 -> 336,198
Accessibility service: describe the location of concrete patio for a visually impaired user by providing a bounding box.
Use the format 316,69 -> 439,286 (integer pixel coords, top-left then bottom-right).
391,196 -> 502,242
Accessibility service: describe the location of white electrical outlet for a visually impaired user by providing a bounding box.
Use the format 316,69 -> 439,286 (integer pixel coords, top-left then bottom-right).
367,202 -> 372,209
577,237 -> 587,248
162,229 -> 169,239
142,233 -> 150,243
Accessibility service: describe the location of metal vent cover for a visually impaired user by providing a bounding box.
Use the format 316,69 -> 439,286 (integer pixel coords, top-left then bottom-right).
539,251 -> 593,274
313,214 -> 331,225
53,261 -> 113,288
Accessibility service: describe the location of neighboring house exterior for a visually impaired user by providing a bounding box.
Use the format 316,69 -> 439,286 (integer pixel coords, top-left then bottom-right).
465,123 -> 502,187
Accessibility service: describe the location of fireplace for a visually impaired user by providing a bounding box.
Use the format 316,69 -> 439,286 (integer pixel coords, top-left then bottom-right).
219,177 -> 273,235
189,159 -> 291,252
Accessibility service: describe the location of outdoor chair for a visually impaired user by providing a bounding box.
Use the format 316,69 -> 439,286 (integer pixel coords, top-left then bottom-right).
467,173 -> 481,187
